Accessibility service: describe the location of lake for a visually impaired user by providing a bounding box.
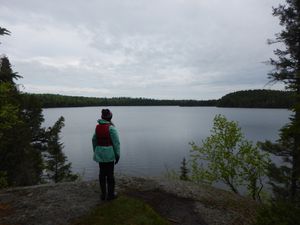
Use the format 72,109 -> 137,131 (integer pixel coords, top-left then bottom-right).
43,106 -> 290,181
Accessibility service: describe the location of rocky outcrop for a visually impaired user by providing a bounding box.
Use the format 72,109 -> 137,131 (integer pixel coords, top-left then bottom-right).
119,176 -> 258,225
0,175 -> 257,225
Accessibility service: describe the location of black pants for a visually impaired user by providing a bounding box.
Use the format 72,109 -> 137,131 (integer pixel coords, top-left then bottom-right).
99,162 -> 115,198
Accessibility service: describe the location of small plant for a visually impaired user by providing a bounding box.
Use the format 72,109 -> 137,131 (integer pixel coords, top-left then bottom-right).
254,201 -> 300,225
164,165 -> 179,180
45,116 -> 78,183
179,157 -> 189,181
0,171 -> 8,189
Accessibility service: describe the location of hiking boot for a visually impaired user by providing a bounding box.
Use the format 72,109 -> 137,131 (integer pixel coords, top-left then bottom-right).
101,194 -> 106,201
107,193 -> 118,201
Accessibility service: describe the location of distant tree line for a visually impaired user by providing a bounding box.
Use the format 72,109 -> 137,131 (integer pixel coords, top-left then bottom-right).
23,89 -> 294,108
217,89 -> 295,108
22,93 -> 217,107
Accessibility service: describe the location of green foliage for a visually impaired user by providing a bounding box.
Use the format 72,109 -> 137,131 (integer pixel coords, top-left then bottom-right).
261,0 -> 300,204
217,89 -> 295,108
164,157 -> 190,182
0,55 -> 44,186
74,195 -> 170,225
179,157 -> 189,181
45,116 -> 78,183
0,171 -> 8,189
268,1 -> 300,90
0,57 -> 22,84
164,165 -> 180,180
0,27 -> 10,36
254,201 -> 300,225
239,141 -> 269,200
0,27 -> 77,187
0,27 -> 10,45
260,121 -> 300,201
22,93 -> 216,107
23,90 -> 294,109
0,83 -> 21,139
190,115 -> 270,199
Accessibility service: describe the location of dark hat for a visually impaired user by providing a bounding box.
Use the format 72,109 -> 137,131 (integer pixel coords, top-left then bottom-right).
101,109 -> 112,120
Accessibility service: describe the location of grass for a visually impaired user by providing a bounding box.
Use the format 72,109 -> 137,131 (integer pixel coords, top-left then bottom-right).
72,195 -> 170,225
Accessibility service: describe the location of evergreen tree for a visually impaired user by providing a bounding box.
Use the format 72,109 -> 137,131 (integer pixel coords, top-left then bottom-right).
261,0 -> 300,203
0,28 -> 20,143
179,157 -> 189,181
1,27 -> 79,186
0,27 -> 45,186
0,57 -> 22,84
0,27 -> 10,36
0,55 -> 43,186
0,27 -> 10,45
1,27 -> 76,186
45,117 -> 78,183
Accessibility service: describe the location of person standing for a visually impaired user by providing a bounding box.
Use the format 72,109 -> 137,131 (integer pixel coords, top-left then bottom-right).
92,109 -> 120,200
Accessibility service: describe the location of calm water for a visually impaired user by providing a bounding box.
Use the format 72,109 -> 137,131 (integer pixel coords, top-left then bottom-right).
42,106 -> 290,180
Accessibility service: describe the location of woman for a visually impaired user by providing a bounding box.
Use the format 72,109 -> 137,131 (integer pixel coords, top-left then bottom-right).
92,109 -> 120,200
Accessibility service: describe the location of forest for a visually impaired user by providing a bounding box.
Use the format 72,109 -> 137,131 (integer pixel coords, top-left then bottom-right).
22,93 -> 217,107
216,89 -> 295,108
23,89 -> 294,108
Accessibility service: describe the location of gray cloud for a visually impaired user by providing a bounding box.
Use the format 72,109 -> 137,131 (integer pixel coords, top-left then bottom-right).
0,0 -> 284,99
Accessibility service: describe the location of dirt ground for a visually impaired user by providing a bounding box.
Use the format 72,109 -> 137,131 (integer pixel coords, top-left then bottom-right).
125,189 -> 207,225
0,175 -> 257,225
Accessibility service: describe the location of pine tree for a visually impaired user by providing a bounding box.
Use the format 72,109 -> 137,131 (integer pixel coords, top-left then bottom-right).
0,27 -> 10,45
45,117 -> 78,183
0,55 -> 44,186
0,27 -> 45,186
0,27 -> 10,36
0,57 -> 22,84
180,158 -> 189,181
261,0 -> 300,203
0,29 -> 20,141
1,26 -> 76,186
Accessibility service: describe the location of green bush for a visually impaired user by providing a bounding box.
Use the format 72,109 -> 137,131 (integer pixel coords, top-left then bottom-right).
0,171 -> 8,189
190,114 -> 270,199
254,201 -> 300,225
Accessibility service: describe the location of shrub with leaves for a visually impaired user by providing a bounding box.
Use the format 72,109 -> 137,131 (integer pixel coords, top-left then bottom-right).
180,157 -> 189,181
254,201 -> 300,225
190,114 -> 270,200
0,171 -> 8,189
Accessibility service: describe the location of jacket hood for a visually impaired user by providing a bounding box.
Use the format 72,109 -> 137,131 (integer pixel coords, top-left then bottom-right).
97,119 -> 111,124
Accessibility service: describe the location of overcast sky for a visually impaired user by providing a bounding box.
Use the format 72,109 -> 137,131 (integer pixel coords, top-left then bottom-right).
0,0 -> 284,100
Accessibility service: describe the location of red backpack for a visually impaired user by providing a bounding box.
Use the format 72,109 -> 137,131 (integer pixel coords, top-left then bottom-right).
95,123 -> 113,146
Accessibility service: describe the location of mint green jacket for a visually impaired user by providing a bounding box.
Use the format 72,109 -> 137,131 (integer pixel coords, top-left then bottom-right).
92,119 -> 120,163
